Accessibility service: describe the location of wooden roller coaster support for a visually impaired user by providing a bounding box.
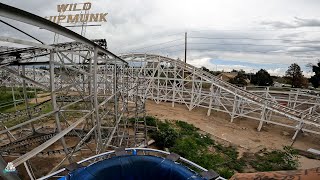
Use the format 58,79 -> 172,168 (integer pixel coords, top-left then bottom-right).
49,50 -> 70,157
22,65 -> 35,133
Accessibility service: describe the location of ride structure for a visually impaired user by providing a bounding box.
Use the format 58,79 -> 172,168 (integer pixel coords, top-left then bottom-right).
0,2 -> 319,180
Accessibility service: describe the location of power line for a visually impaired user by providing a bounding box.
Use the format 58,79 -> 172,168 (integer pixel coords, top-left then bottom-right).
127,43 -> 185,53
126,38 -> 184,52
187,42 -> 320,49
187,48 -> 320,56
188,36 -> 320,43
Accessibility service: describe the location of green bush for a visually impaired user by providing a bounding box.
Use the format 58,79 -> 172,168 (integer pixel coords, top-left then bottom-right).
170,137 -> 200,158
250,146 -> 299,171
128,117 -> 135,124
175,121 -> 198,135
150,121 -> 178,148
0,90 -> 36,112
216,167 -> 234,179
146,116 -> 157,126
214,144 -> 238,160
128,116 -> 157,127
150,119 -> 245,179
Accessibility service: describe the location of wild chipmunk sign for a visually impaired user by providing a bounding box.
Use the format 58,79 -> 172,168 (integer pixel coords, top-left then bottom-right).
45,2 -> 108,24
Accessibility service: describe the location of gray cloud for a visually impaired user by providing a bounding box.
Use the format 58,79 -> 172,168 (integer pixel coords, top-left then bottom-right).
1,0 -> 320,75
262,17 -> 320,29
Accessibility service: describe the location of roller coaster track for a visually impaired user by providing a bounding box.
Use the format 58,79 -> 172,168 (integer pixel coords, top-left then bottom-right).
121,54 -> 320,138
2,51 -> 320,138
0,129 -> 90,156
0,3 -> 143,178
0,107 -> 42,123
0,39 -> 107,64
0,2 -> 318,179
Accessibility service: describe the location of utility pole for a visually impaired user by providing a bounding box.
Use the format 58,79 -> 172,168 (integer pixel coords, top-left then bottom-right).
184,32 -> 187,64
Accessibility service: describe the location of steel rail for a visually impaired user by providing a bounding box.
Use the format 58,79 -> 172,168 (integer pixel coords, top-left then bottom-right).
5,111 -> 93,169
39,147 -> 226,180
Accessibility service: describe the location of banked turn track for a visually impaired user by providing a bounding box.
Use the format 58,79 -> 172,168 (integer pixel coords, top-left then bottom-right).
1,52 -> 320,141
121,53 -> 320,140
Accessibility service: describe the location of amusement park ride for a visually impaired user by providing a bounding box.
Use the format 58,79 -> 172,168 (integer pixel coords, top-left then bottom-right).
0,2 -> 320,180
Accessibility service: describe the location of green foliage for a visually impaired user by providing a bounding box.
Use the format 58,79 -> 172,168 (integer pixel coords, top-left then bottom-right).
128,117 -> 135,124
128,116 -> 157,127
170,136 -> 201,158
216,167 -> 234,179
150,120 -> 178,148
145,116 -> 157,126
214,144 -> 238,160
201,66 -> 210,72
170,136 -> 236,178
175,121 -> 199,135
309,61 -> 320,88
0,89 -> 36,112
286,63 -> 304,88
250,146 -> 299,171
163,120 -> 240,178
310,76 -> 319,88
200,66 -> 221,76
40,102 -> 53,114
251,69 -> 273,86
228,71 -> 248,86
148,119 -> 245,178
150,119 -> 300,179
210,71 -> 222,76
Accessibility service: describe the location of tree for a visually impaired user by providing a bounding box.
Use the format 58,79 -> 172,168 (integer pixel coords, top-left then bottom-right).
201,66 -> 210,72
308,61 -> 320,88
228,70 -> 248,86
285,63 -> 304,88
251,69 -> 273,86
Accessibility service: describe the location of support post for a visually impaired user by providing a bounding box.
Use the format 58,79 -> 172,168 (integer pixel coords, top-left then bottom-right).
11,85 -> 17,111
22,65 -> 35,133
230,93 -> 237,123
172,62 -> 177,107
156,56 -> 160,103
113,63 -> 118,145
207,84 -> 214,116
32,66 -> 38,104
292,121 -> 303,141
93,47 -> 102,150
189,67 -> 195,111
49,50 -> 69,155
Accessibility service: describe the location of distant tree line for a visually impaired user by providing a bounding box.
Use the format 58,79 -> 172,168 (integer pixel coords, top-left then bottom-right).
200,62 -> 320,89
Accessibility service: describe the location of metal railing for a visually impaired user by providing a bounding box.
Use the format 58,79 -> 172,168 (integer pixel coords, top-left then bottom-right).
39,147 -> 226,180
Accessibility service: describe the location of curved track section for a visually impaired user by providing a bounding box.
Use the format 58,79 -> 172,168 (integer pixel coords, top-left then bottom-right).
0,3 -> 147,179
121,54 -> 320,139
0,2 -> 319,179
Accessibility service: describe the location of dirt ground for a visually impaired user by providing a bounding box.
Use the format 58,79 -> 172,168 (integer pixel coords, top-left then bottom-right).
29,93 -> 51,104
145,100 -> 320,169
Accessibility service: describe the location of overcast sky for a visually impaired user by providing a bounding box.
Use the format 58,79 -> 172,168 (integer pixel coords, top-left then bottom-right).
1,0 -> 320,76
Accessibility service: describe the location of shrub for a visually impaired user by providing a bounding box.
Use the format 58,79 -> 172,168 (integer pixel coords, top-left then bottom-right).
128,116 -> 157,127
170,137 -> 200,158
150,121 -> 178,148
150,119 -> 244,179
214,145 -> 238,160
145,116 -> 157,126
250,146 -> 299,171
175,120 -> 198,135
216,167 -> 234,179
